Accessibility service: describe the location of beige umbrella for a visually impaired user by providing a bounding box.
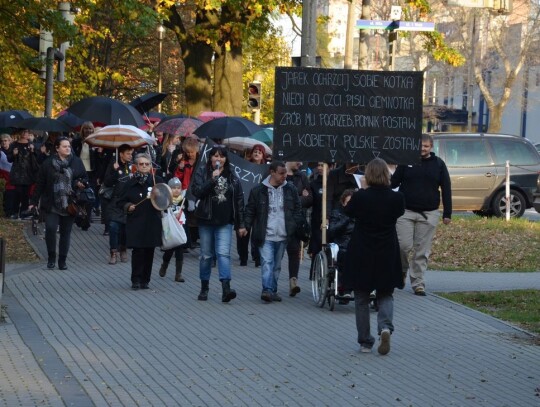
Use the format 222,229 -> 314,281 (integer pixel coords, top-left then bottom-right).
84,124 -> 155,149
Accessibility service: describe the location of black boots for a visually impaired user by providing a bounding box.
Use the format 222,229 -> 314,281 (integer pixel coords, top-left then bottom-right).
198,280 -> 209,301
198,280 -> 236,302
159,261 -> 169,277
175,260 -> 184,282
47,252 -> 56,269
58,255 -> 67,270
221,280 -> 236,303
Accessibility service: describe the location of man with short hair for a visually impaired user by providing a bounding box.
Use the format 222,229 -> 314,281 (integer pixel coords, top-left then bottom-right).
391,134 -> 452,296
244,161 -> 304,303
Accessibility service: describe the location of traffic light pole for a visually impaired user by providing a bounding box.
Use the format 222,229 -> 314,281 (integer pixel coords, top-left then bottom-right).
44,47 -> 56,118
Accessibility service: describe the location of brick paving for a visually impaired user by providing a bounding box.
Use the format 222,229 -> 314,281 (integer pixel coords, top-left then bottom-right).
0,219 -> 539,406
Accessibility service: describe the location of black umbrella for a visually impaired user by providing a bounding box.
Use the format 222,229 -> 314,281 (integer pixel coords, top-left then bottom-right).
147,111 -> 167,120
66,96 -> 146,128
193,116 -> 262,140
0,110 -> 34,128
15,117 -> 72,133
56,111 -> 86,129
129,92 -> 168,114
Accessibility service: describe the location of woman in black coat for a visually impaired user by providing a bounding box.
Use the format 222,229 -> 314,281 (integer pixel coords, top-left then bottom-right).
103,144 -> 134,264
191,145 -> 246,303
117,153 -> 163,290
29,137 -> 88,270
343,158 -> 405,356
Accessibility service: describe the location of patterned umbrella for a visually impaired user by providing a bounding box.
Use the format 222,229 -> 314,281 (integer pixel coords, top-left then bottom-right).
85,124 -> 155,149
154,117 -> 203,137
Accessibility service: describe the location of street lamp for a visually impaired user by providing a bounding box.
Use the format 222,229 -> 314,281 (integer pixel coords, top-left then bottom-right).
157,24 -> 165,112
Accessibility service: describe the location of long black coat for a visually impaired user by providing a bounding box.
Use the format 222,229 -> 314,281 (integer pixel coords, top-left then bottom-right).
30,154 -> 88,212
116,176 -> 163,248
103,158 -> 131,224
343,186 -> 405,292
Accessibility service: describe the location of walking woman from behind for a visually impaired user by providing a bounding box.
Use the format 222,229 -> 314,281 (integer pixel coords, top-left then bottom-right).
191,146 -> 247,302
29,137 -> 88,270
343,158 -> 405,356
117,153 -> 163,290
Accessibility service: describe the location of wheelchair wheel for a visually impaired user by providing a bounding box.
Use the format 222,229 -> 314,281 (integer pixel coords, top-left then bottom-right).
311,251 -> 328,307
328,292 -> 336,311
327,266 -> 337,311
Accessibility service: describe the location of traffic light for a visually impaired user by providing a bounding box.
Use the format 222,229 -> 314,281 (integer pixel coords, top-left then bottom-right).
248,82 -> 261,110
22,29 -> 63,79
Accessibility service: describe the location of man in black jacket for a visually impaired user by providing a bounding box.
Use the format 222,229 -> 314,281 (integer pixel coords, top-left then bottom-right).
391,134 -> 452,296
244,161 -> 303,303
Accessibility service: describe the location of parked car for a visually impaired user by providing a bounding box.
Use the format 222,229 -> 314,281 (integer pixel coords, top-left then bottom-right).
431,133 -> 540,218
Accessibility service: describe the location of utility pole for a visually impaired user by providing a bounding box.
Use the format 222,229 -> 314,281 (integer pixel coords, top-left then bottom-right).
467,13 -> 476,132
301,0 -> 317,67
344,0 -> 356,69
358,0 -> 371,69
157,24 -> 165,112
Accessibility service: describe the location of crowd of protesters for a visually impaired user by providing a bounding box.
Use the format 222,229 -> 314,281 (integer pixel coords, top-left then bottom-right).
0,124 -> 452,356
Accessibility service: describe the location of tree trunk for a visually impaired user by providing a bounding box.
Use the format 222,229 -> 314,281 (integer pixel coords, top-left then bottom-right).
213,43 -> 243,115
487,105 -> 503,132
182,41 -> 214,116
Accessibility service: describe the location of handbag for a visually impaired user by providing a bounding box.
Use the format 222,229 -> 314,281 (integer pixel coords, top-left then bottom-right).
77,187 -> 96,204
99,185 -> 114,200
67,201 -> 79,217
161,207 -> 187,250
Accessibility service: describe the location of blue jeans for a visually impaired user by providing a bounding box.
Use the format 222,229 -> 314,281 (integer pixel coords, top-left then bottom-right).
109,221 -> 126,250
259,240 -> 287,293
199,224 -> 233,281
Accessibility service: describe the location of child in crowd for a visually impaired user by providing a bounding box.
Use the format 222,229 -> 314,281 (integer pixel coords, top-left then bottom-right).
158,177 -> 187,282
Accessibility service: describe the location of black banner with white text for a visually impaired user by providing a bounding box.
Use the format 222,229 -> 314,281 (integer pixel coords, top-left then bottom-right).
273,67 -> 423,165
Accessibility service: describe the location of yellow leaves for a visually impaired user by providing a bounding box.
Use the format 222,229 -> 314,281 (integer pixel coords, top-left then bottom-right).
430,216 -> 540,272
111,72 -> 124,83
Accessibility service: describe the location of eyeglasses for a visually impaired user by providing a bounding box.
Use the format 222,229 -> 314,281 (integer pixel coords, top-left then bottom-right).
138,162 -> 151,166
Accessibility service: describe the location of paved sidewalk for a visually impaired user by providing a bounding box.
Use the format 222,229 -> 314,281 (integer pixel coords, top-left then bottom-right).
0,220 -> 539,406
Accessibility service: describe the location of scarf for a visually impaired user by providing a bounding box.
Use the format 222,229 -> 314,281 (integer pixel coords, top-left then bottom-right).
52,155 -> 73,211
135,172 -> 149,185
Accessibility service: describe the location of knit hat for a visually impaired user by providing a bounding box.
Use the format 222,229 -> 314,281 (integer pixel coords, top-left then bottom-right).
168,177 -> 181,188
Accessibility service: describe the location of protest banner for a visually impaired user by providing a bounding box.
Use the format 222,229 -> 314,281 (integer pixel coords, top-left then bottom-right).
274,67 -> 423,165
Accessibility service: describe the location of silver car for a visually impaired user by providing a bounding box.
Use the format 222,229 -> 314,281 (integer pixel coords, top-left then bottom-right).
431,133 -> 540,218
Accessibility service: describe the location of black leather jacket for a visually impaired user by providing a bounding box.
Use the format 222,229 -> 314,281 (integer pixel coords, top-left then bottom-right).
244,179 -> 303,247
191,165 -> 245,230
327,206 -> 355,252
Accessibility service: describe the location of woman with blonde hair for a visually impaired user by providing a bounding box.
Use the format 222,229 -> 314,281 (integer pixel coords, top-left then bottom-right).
160,133 -> 181,180
343,158 -> 405,356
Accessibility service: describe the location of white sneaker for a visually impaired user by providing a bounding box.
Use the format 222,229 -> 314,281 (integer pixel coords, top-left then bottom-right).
360,346 -> 372,353
378,329 -> 391,355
